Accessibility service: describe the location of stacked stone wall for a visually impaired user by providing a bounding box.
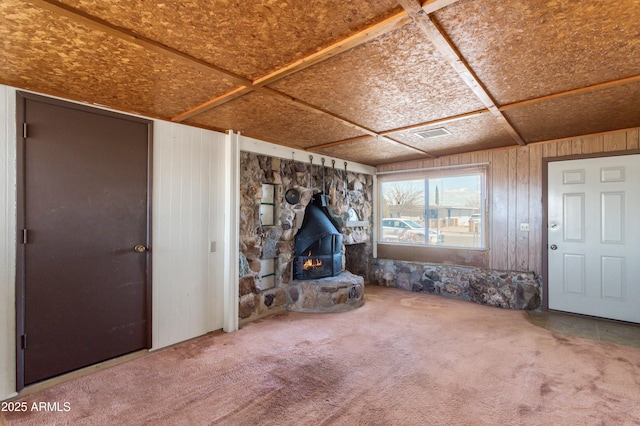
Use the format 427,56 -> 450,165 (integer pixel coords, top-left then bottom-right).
370,259 -> 542,310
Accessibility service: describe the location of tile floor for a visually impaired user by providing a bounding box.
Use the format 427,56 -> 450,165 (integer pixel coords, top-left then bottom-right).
528,311 -> 640,348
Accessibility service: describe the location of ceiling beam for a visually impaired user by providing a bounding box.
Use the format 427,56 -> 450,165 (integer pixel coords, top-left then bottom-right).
421,0 -> 464,14
397,0 -> 526,146
308,134 -> 436,157
499,74 -> 640,112
172,86 -> 253,122
380,109 -> 488,135
306,135 -> 372,150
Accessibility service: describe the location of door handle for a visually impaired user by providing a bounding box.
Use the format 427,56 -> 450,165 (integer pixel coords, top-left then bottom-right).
134,244 -> 148,253
550,244 -> 558,250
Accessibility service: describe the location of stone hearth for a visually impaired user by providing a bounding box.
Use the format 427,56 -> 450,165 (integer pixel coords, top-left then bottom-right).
286,271 -> 364,313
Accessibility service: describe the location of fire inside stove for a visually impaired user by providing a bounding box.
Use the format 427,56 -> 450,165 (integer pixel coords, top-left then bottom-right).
294,241 -> 340,280
303,252 -> 323,270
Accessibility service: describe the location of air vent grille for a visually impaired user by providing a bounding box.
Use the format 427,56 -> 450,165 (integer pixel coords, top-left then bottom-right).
414,127 -> 451,139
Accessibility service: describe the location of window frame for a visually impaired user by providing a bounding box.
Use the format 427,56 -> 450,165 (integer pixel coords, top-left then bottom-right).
375,165 -> 489,268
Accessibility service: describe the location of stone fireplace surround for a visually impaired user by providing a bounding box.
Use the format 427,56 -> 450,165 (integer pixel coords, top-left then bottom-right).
239,152 -> 373,321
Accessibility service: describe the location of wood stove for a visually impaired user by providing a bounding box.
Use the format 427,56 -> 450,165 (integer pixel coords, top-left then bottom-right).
293,196 -> 343,280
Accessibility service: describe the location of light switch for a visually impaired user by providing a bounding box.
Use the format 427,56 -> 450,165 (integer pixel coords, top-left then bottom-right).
210,241 -> 217,252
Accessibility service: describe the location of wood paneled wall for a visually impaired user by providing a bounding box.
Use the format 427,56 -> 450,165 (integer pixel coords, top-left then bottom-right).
377,128 -> 640,275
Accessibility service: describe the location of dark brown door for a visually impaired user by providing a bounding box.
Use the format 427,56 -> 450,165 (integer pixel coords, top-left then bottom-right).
16,93 -> 152,388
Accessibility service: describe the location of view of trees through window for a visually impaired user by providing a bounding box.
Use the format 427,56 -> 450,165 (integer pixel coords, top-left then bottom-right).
380,173 -> 484,247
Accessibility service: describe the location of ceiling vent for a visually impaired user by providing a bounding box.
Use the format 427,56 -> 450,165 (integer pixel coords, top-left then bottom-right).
413,127 -> 451,139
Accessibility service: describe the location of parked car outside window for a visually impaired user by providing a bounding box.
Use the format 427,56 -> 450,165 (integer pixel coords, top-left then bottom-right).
381,218 -> 444,244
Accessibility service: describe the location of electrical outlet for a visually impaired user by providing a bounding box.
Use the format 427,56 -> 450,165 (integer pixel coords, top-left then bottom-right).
519,223 -> 530,232
210,241 -> 217,252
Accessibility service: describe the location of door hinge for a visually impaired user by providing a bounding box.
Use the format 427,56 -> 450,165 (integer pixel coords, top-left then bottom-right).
23,123 -> 28,139
21,334 -> 27,349
22,229 -> 28,244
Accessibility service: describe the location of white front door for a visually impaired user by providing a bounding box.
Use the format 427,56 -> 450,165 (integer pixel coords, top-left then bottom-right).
548,154 -> 640,323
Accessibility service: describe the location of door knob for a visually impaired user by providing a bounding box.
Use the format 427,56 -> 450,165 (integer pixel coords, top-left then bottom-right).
550,244 -> 558,250
134,244 -> 148,253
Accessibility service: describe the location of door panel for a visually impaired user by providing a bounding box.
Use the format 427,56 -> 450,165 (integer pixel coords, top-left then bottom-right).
18,94 -> 151,386
548,155 -> 640,323
563,254 -> 585,295
601,256 -> 624,299
562,193 -> 584,241
601,192 -> 624,243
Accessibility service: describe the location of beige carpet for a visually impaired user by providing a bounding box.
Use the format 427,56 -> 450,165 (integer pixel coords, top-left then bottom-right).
3,285 -> 639,425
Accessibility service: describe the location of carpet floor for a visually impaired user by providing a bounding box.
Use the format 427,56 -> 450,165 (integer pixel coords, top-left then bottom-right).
2,285 -> 639,425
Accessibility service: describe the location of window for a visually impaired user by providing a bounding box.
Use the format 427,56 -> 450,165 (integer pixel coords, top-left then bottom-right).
379,169 -> 485,248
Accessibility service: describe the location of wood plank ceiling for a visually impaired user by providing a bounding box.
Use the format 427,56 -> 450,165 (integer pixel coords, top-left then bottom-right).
1,0 -> 639,166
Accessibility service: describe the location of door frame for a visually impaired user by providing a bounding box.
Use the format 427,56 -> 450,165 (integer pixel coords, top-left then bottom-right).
15,91 -> 153,390
541,149 -> 640,313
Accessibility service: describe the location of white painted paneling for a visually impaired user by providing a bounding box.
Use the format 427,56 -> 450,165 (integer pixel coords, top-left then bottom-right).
209,131 -> 226,331
0,85 -> 17,400
152,120 -> 225,349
